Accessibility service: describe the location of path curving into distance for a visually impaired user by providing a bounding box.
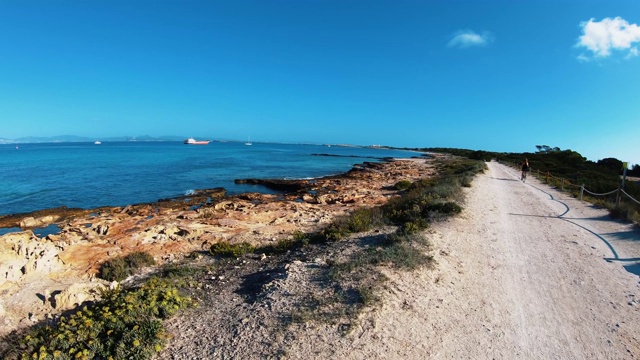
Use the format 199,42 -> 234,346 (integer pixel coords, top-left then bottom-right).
292,160 -> 640,359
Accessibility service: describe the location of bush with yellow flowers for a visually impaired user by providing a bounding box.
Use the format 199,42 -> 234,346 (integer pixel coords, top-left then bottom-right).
11,278 -> 193,360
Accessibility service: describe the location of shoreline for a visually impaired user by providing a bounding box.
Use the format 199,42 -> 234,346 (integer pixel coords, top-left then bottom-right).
0,153 -> 427,228
0,156 -> 436,338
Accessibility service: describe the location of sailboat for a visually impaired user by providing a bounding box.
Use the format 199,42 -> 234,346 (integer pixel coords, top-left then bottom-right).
245,136 -> 252,146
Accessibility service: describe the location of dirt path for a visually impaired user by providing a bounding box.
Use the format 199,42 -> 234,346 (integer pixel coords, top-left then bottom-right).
287,161 -> 640,359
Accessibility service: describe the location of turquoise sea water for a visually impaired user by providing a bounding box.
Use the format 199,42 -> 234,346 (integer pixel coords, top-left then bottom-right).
0,141 -> 421,216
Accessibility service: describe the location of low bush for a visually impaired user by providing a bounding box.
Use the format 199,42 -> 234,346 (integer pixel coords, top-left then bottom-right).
210,241 -> 255,258
394,180 -> 412,190
99,257 -> 128,282
344,207 -> 384,233
398,219 -> 429,235
425,202 -> 462,216
125,251 -> 156,269
317,223 -> 347,242
99,251 -> 156,282
9,278 -> 192,360
260,233 -> 310,255
157,263 -> 207,279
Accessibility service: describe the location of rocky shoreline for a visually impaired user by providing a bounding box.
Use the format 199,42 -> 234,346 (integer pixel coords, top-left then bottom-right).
0,156 -> 435,340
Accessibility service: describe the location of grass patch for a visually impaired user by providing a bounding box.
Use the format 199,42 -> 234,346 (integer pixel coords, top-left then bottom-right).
606,201 -> 640,224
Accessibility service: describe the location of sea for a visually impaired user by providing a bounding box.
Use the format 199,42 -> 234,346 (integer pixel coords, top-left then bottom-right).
0,141 -> 422,218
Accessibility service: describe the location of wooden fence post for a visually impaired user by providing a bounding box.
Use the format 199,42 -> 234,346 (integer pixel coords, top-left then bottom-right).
561,178 -> 564,191
580,185 -> 584,201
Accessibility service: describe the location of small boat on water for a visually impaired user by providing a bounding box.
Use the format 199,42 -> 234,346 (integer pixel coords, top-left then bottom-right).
245,136 -> 252,146
184,138 -> 210,145
94,141 -> 101,145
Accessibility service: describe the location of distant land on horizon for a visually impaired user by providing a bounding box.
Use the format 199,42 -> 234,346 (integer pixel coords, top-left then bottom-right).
0,135 -> 385,149
0,135 -> 187,144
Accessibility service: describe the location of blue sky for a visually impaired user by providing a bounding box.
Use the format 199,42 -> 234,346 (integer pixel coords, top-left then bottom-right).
1,1 -> 639,164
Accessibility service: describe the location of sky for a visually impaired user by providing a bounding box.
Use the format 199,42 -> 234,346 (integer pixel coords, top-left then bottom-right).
1,0 -> 639,164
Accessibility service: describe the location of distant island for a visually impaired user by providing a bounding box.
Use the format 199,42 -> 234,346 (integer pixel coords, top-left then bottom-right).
0,135 -> 188,144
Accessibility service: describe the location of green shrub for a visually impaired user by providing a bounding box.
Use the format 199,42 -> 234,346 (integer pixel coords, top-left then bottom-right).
209,241 -> 255,258
157,263 -> 204,279
394,180 -> 412,190
426,202 -> 462,215
10,278 -> 192,360
99,252 -> 157,282
125,251 -> 156,268
461,175 -> 473,187
427,180 -> 460,198
398,219 -> 429,234
99,257 -> 129,282
345,207 -> 384,233
260,233 -> 309,255
319,223 -> 347,242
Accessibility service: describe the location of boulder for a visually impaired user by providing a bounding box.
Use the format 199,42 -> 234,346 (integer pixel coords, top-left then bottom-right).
19,217 -> 38,228
19,215 -> 58,229
93,223 -> 109,235
53,282 -> 105,310
302,194 -> 317,204
0,231 -> 64,283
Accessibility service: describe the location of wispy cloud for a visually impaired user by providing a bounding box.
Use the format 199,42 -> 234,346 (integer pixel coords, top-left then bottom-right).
576,17 -> 640,60
447,30 -> 493,49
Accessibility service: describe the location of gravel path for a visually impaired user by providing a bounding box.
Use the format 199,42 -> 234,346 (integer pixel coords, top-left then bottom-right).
286,161 -> 640,359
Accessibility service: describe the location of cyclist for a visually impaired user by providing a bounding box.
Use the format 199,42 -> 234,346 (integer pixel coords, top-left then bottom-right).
521,159 -> 530,182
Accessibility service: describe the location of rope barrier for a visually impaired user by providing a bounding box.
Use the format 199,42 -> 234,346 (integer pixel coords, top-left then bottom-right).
582,188 -> 618,196
509,161 -> 640,205
621,189 -> 640,206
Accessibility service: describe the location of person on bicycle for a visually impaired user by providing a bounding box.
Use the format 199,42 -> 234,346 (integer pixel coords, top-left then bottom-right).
521,159 -> 530,181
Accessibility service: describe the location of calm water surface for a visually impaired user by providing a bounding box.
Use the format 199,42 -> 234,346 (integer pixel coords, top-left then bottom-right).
0,141 -> 422,216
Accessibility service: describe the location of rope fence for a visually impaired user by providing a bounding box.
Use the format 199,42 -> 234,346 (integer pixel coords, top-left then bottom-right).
582,188 -> 618,197
508,161 -> 640,207
621,189 -> 640,206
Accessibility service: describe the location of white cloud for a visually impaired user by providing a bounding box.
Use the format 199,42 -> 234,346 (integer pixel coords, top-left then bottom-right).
576,17 -> 640,59
576,53 -> 590,62
447,30 -> 493,48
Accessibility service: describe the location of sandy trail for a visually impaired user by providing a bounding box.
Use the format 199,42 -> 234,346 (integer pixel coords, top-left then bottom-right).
290,161 -> 640,359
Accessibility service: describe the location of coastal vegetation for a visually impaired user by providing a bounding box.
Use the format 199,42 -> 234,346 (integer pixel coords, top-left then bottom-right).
266,157 -> 485,327
5,278 -> 193,360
